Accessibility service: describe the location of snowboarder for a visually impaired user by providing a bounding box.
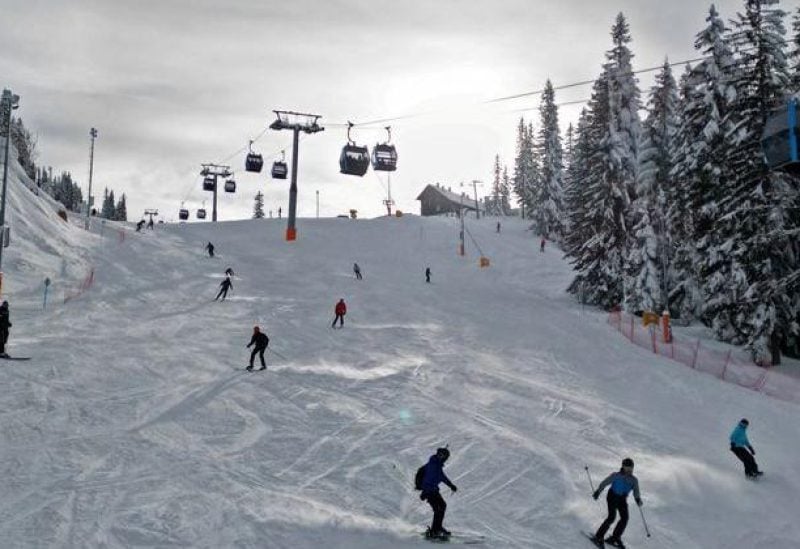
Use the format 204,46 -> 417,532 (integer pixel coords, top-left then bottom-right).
0,301 -> 11,356
215,276 -> 233,301
496,221 -> 501,233
420,447 -> 458,540
353,263 -> 362,280
136,219 -> 145,232
225,267 -> 234,277
540,237 -> 546,252
205,242 -> 215,258
332,298 -> 346,328
425,267 -> 431,283
730,418 -> 762,478
590,458 -> 642,548
246,326 -> 269,371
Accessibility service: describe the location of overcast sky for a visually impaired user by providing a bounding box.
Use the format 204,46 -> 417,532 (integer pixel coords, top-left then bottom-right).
1,0 -> 799,222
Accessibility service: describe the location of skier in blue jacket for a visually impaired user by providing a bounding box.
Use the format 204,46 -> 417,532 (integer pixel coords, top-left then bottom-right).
730,418 -> 762,478
420,447 -> 458,539
590,458 -> 642,548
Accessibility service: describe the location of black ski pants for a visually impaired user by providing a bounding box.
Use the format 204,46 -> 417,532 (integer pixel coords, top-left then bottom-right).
596,492 -> 629,541
332,314 -> 344,328
0,327 -> 7,354
215,287 -> 229,300
249,347 -> 266,368
355,271 -> 362,280
423,491 -> 447,533
731,445 -> 759,476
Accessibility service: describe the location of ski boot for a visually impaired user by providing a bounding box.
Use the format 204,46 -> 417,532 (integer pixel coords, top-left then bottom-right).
605,537 -> 625,548
425,527 -> 449,541
588,534 -> 605,547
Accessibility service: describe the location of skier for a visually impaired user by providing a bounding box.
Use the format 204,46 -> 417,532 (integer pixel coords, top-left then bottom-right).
496,221 -> 501,233
420,447 -> 458,540
205,242 -> 215,258
278,207 -> 282,219
0,301 -> 11,357
245,326 -> 269,371
353,263 -> 362,280
225,267 -> 234,277
215,276 -> 233,301
590,458 -> 642,548
540,237 -> 546,252
425,267 -> 431,283
730,418 -> 762,478
332,298 -> 346,328
136,219 -> 145,232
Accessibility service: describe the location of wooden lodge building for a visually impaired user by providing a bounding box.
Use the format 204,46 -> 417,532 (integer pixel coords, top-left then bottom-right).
416,183 -> 485,217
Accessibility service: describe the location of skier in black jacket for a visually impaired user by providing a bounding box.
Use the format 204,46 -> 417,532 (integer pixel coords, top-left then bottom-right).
215,277 -> 233,301
205,242 -> 215,257
246,326 -> 269,370
0,301 -> 11,356
420,447 -> 458,540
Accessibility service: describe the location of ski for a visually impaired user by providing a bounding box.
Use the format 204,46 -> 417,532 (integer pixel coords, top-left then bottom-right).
421,531 -> 485,545
0,356 -> 31,361
582,531 -> 604,547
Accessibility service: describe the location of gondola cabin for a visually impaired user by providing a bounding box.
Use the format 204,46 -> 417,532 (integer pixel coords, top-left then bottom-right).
245,153 -> 264,173
272,161 -> 288,179
371,143 -> 397,171
179,208 -> 189,221
224,179 -> 236,193
762,98 -> 800,175
203,177 -> 215,191
197,208 -> 207,220
340,144 -> 370,177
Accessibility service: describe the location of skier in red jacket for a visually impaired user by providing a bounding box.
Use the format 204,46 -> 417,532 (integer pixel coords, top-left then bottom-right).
332,298 -> 347,328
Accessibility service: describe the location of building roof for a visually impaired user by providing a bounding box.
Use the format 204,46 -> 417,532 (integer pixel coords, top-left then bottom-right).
416,184 -> 482,210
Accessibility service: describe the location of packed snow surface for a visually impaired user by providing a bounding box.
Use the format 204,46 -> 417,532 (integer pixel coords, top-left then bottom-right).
0,165 -> 798,548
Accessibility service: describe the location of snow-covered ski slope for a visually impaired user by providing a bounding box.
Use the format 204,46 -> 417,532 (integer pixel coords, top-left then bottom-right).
1,164 -> 799,548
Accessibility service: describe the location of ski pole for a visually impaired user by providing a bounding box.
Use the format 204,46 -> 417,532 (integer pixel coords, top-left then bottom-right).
584,465 -> 595,492
638,505 -> 651,538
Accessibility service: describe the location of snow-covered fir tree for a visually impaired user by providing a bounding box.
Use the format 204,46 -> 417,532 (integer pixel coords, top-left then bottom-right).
714,0 -> 798,362
253,191 -> 265,219
625,61 -> 678,314
532,79 -> 565,240
115,194 -> 127,221
512,118 -> 537,218
500,165 -> 512,214
101,188 -> 115,219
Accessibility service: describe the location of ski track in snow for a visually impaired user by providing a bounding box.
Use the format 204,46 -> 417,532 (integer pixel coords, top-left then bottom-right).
0,165 -> 798,547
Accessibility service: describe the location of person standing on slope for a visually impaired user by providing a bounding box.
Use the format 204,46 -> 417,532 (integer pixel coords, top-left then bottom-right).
205,242 -> 215,258
540,237 -> 546,252
730,418 -> 762,478
420,447 -> 458,540
0,301 -> 12,357
215,276 -> 233,301
353,262 -> 362,280
425,267 -> 431,283
225,267 -> 234,277
496,221 -> 501,233
246,326 -> 269,371
590,458 -> 642,548
332,298 -> 347,328
136,219 -> 145,232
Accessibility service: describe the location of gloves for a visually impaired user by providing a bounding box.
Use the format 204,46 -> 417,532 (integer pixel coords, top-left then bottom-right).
635,498 -> 643,507
451,485 -> 458,493
592,491 -> 600,501
420,492 -> 426,501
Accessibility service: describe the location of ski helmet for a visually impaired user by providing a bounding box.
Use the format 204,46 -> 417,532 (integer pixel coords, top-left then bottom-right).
622,458 -> 634,468
253,326 -> 260,333
436,447 -> 450,461
740,418 -> 749,426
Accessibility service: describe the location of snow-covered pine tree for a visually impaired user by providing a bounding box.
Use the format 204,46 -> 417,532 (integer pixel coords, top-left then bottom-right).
253,191 -> 265,219
101,188 -> 114,219
490,154 -> 503,216
790,6 -> 800,90
532,79 -> 565,241
115,194 -> 127,221
500,165 -> 512,214
625,61 -> 678,314
717,0 -> 798,362
512,118 -> 536,218
566,13 -> 641,308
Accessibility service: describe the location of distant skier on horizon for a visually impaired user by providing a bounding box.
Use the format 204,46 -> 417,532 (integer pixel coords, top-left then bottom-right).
225,267 -> 234,277
246,326 -> 269,371
136,219 -> 145,232
205,242 -> 215,258
0,301 -> 12,357
540,237 -> 546,252
496,221 -> 501,233
425,267 -> 431,283
353,263 -> 362,280
215,276 -> 233,301
332,298 -> 347,328
730,418 -> 763,478
419,447 -> 458,540
589,458 -> 642,548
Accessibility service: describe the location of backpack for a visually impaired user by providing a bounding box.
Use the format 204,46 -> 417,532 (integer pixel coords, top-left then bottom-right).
414,464 -> 426,490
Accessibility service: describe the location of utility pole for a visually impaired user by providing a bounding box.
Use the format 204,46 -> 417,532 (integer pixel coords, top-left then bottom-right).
85,127 -> 98,230
200,163 -> 232,222
269,110 -> 324,241
0,89 -> 20,296
459,190 -> 465,256
383,173 -> 395,216
471,179 -> 483,219
144,209 -> 158,227
316,190 -> 319,219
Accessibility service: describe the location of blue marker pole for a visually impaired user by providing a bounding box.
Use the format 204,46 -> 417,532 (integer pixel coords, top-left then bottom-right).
789,99 -> 798,164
